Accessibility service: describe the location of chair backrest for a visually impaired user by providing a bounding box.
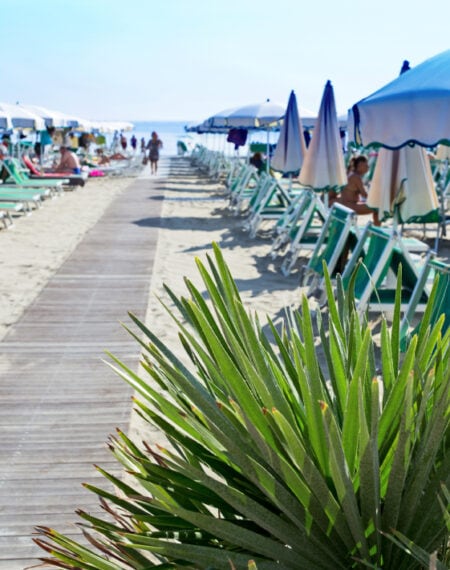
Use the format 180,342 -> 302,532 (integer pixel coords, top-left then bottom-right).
400,257 -> 450,348
22,155 -> 40,176
307,203 -> 357,276
3,158 -> 28,184
342,224 -> 393,300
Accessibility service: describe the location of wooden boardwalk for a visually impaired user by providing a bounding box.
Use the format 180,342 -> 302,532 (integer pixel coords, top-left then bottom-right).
0,160 -> 169,569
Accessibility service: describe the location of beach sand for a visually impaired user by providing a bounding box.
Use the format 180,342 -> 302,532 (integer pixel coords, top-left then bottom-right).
2,155 -> 450,452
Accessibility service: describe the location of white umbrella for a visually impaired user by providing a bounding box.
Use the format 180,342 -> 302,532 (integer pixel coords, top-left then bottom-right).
271,90 -> 306,175
299,80 -> 347,192
0,102 -> 45,130
226,100 -> 285,128
205,106 -> 240,128
350,49 -> 450,149
368,146 -> 439,224
20,104 -> 70,128
0,104 -> 13,130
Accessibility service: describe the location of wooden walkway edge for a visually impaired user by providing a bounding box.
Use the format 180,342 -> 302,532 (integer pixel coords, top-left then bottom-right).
0,159 -> 169,569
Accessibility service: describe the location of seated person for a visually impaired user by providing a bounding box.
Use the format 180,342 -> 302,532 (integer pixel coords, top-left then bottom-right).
109,151 -> 128,160
249,152 -> 265,174
53,145 -> 81,174
95,148 -> 110,165
335,155 -> 380,225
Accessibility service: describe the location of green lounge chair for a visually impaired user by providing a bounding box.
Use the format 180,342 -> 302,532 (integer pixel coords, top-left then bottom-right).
280,191 -> 328,276
230,170 -> 269,214
400,256 -> 450,347
341,224 -> 429,314
0,188 -> 44,210
301,203 -> 359,298
2,158 -> 65,195
0,201 -> 24,227
246,179 -> 295,238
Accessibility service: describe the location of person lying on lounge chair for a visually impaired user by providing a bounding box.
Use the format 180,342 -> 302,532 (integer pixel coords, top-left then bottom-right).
52,145 -> 81,174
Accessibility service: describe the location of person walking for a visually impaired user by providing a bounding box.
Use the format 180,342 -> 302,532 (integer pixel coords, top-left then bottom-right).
146,131 -> 163,175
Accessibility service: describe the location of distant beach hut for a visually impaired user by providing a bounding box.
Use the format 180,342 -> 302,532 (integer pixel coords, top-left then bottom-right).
299,80 -> 347,199
271,90 -> 306,178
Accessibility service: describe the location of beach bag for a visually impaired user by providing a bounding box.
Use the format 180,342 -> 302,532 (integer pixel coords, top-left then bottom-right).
142,156 -> 148,165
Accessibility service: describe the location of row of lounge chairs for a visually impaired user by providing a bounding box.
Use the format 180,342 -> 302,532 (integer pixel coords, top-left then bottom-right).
190,145 -> 450,346
0,156 -> 84,228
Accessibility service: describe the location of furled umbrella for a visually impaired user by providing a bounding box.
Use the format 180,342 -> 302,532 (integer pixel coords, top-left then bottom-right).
271,90 -> 306,176
368,145 -> 439,224
299,80 -> 347,197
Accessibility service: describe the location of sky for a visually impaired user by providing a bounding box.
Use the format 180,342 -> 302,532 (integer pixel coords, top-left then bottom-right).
1,0 -> 449,123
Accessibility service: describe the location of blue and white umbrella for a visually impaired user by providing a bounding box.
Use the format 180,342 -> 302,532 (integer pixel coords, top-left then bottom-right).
0,102 -> 45,130
271,90 -> 306,175
299,80 -> 347,192
350,49 -> 450,149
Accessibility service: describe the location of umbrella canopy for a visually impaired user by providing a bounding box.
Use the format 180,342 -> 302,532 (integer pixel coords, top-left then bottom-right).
368,146 -> 439,224
351,49 -> 450,149
226,100 -> 285,129
205,106 -> 240,129
299,80 -> 347,192
20,104 -> 71,128
271,90 -> 306,174
0,102 -> 45,130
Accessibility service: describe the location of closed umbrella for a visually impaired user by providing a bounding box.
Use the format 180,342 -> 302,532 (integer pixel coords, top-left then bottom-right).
271,90 -> 306,175
299,80 -> 347,194
368,145 -> 439,224
351,49 -> 450,149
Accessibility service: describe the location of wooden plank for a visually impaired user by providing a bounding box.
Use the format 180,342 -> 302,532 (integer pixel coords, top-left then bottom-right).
0,161 -> 167,565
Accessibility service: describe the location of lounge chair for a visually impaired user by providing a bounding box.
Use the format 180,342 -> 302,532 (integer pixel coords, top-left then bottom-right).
400,256 -> 450,347
0,187 -> 44,211
0,201 -> 24,227
301,203 -> 359,299
22,155 -> 85,187
280,191 -> 328,276
2,158 -> 65,195
245,178 -> 296,238
341,224 -> 429,314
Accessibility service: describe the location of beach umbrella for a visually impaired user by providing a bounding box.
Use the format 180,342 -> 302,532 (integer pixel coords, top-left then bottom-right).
350,49 -> 450,149
368,145 -> 439,224
205,106 -> 240,129
0,104 -> 13,130
0,102 -> 45,130
20,104 -> 70,128
226,100 -> 285,129
299,80 -> 347,193
271,90 -> 306,175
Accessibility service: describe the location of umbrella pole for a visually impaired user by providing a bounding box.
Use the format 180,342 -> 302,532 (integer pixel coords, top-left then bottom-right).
266,128 -> 270,173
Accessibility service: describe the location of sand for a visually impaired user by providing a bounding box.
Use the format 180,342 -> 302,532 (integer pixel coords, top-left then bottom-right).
1,156 -> 449,447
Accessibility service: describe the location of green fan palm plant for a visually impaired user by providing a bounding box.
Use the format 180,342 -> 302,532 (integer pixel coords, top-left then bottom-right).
36,244 -> 450,569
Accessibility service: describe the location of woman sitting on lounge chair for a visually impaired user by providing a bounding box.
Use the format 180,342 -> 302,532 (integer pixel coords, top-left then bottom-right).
331,155 -> 380,225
